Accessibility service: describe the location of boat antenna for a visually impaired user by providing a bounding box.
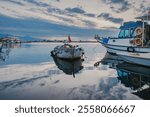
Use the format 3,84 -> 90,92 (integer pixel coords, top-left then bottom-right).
142,17 -> 144,47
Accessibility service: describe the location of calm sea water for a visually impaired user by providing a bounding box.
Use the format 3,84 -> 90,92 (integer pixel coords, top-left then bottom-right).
0,42 -> 149,100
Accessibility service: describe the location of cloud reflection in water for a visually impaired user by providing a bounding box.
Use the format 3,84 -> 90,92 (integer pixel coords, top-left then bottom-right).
0,62 -> 141,100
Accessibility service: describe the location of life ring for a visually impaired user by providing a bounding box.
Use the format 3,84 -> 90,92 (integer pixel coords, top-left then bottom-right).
134,38 -> 142,46
132,77 -> 140,86
135,27 -> 143,36
127,47 -> 135,52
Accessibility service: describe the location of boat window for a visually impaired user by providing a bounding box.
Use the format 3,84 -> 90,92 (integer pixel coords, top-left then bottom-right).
119,29 -> 133,38
124,29 -> 130,37
130,28 -> 134,37
118,30 -> 124,38
132,29 -> 136,37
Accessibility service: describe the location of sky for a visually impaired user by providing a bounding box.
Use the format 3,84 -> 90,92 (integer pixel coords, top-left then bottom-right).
0,0 -> 150,39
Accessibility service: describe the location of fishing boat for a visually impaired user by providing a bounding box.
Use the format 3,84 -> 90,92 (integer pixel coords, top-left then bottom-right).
51,36 -> 84,60
95,12 -> 150,66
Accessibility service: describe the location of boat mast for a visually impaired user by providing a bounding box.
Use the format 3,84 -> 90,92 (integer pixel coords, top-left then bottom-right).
142,18 -> 144,47
142,9 -> 150,46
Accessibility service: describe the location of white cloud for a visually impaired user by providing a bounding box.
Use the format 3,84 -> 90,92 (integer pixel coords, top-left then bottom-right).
0,0 -> 149,37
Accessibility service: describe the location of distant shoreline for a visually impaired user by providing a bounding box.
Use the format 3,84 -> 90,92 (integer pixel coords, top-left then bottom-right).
21,40 -> 98,43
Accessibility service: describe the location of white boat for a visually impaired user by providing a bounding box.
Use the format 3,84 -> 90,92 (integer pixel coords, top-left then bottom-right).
51,36 -> 84,60
95,12 -> 150,66
51,43 -> 84,60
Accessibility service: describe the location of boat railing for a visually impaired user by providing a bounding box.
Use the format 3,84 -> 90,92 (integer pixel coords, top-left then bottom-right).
136,13 -> 150,47
94,35 -> 103,41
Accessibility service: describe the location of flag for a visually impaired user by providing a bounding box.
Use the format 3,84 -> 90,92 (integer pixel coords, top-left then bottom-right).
68,35 -> 72,42
148,9 -> 150,14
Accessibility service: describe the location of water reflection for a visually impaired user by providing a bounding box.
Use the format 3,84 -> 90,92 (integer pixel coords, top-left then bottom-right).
2,42 -> 21,49
99,52 -> 150,100
0,49 -> 10,62
52,56 -> 84,78
0,43 -> 21,62
0,43 -> 147,100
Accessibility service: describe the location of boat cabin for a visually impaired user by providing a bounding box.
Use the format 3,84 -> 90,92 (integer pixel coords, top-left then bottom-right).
95,13 -> 150,49
118,14 -> 150,46
119,21 -> 143,38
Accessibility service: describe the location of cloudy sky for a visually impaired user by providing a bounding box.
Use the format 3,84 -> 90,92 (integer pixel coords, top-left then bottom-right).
0,0 -> 149,38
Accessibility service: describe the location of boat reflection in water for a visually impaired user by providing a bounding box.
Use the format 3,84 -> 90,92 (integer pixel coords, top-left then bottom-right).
0,49 -> 10,62
0,43 -> 21,62
52,56 -> 84,78
99,52 -> 150,100
2,42 -> 21,49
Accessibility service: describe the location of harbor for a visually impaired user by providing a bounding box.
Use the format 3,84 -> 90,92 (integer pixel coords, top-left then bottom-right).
0,0 -> 150,100
0,41 -> 149,100
0,15 -> 150,99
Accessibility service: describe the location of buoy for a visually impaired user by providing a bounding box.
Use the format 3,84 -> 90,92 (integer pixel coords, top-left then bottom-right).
134,38 -> 142,46
135,27 -> 143,36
